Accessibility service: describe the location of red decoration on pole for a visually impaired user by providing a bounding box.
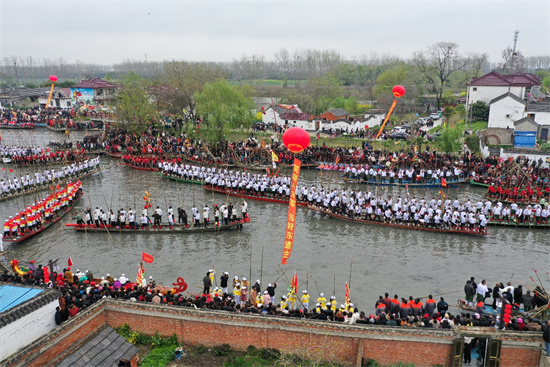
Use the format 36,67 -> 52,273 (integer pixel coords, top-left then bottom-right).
392,85 -> 406,98
49,75 -> 58,83
172,277 -> 188,293
283,127 -> 310,153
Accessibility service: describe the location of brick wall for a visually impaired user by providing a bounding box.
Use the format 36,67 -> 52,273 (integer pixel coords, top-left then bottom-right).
3,299 -> 543,367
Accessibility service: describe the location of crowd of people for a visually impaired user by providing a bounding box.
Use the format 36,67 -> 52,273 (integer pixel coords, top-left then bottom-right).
2,181 -> 82,239
342,164 -> 467,184
72,199 -> 248,230
0,145 -> 90,165
1,264 -> 548,341
0,157 -> 100,198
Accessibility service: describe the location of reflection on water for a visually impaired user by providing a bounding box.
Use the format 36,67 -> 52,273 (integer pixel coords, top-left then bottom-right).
1,129 -> 548,310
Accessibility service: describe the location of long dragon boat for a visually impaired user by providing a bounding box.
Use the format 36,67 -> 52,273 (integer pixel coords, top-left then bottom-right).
121,162 -> 158,171
343,176 -> 468,188
202,186 -> 308,207
469,179 -> 491,188
46,125 -> 102,132
486,218 -> 549,229
309,207 -> 489,237
0,167 -> 102,202
3,187 -> 83,244
0,123 -> 35,129
65,216 -> 250,233
486,196 -> 546,206
155,172 -> 204,185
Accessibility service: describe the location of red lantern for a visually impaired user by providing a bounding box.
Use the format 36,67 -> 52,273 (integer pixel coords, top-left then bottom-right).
283,127 -> 310,153
392,85 -> 406,98
49,75 -> 58,83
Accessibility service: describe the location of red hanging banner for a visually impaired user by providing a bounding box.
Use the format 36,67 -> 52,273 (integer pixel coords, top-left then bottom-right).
281,158 -> 301,265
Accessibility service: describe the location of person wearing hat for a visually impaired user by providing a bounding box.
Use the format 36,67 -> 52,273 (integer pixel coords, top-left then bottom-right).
301,290 -> 310,311
64,267 -> 74,285
266,282 -> 277,300
119,273 -> 128,285
279,295 -> 288,310
233,283 -> 241,305
250,280 -> 260,306
241,277 -> 249,292
317,293 -> 327,309
208,269 -> 215,289
233,275 -> 239,288
106,273 -> 114,285
29,260 -> 36,273
262,290 -> 271,306
220,272 -> 229,294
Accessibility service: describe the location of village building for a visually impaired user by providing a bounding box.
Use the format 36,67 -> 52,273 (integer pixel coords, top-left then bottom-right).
70,78 -> 118,110
262,104 -> 302,126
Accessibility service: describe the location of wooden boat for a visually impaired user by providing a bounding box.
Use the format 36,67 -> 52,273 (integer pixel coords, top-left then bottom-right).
65,216 -> 250,233
487,218 -> 549,228
105,151 -> 123,159
0,124 -> 35,129
469,179 -> 491,188
121,162 -> 158,171
309,206 -> 489,237
3,190 -> 83,244
0,168 -> 102,202
343,176 -> 468,188
46,125 -> 103,132
203,186 -> 308,207
155,172 -> 204,185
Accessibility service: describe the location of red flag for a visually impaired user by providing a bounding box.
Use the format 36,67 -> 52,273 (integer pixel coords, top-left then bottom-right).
9,169 -> 13,172
345,282 -> 350,304
56,184 -> 60,190
291,272 -> 298,294
441,178 -> 447,188
142,252 -> 154,263
68,257 -> 73,267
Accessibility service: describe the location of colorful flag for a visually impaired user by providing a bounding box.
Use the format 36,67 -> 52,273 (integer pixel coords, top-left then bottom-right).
290,272 -> 298,294
142,252 -> 154,263
281,158 -> 301,265
68,257 -> 73,267
335,156 -> 341,165
441,178 -> 447,188
271,151 -> 279,163
345,282 -> 350,304
136,263 -> 145,284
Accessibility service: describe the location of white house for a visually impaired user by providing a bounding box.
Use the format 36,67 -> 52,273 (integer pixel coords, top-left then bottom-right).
262,104 -> 302,126
38,88 -> 72,109
362,109 -> 387,128
488,93 -> 526,129
467,71 -> 541,106
279,112 -> 314,130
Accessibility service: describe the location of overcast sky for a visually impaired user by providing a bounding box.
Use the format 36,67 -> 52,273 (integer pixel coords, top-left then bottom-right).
1,0 -> 549,65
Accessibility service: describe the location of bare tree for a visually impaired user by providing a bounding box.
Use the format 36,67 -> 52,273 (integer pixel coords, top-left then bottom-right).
498,46 -> 526,73
412,42 -> 472,109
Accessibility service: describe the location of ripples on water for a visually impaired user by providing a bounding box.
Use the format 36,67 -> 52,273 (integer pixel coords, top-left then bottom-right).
1,129 -> 548,310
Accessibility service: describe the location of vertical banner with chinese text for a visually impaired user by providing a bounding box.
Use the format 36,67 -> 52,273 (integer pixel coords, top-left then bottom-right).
281,158 -> 301,264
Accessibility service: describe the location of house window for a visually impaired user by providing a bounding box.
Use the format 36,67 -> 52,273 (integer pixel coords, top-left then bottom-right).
527,113 -> 535,120
472,87 -> 477,91
66,101 -> 71,107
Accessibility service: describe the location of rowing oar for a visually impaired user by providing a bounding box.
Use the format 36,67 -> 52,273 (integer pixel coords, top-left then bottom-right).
418,289 -> 462,300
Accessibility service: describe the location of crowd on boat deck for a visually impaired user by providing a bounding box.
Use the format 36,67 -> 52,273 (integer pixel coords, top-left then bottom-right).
342,164 -> 467,183
72,199 -> 248,230
1,264 -> 548,336
2,182 -> 82,239
0,145 -> 89,165
0,158 -> 100,197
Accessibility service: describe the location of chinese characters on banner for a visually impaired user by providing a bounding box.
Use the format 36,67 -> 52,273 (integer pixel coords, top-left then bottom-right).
281,158 -> 301,265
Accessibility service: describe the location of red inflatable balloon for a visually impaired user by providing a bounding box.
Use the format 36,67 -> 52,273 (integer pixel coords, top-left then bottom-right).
392,85 -> 405,98
283,127 -> 310,153
49,75 -> 58,83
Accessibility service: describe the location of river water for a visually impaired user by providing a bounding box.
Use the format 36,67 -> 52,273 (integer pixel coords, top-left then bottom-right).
1,129 -> 548,312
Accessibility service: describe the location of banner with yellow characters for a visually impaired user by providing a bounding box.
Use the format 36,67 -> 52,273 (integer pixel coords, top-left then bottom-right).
281,158 -> 301,265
